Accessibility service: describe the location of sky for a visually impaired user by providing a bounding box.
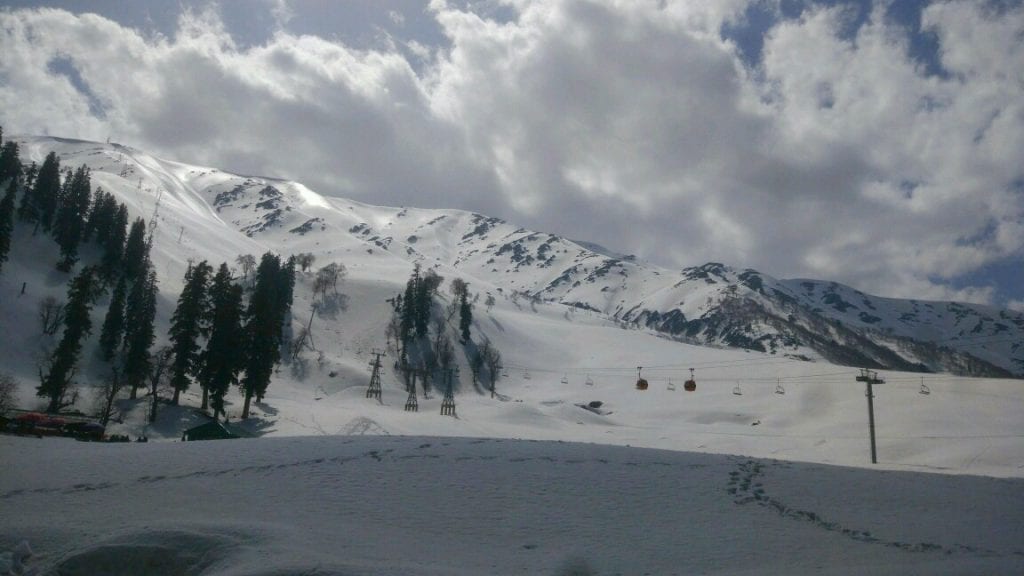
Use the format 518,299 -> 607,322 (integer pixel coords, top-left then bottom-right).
0,0 -> 1022,310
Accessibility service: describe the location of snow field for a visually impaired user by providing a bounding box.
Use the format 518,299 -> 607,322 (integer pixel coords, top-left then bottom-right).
2,435 -> 1022,575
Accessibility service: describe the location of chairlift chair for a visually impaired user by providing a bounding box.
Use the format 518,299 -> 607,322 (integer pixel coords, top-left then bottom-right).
585,374 -> 594,386
523,370 -> 531,380
667,379 -> 676,391
775,380 -> 785,395
732,381 -> 743,396
919,378 -> 931,395
561,374 -> 569,385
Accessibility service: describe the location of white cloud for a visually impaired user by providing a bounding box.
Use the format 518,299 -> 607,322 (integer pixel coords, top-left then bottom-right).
269,0 -> 294,30
0,1 -> 1021,306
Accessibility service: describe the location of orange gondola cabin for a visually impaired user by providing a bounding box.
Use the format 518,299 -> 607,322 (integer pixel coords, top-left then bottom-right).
635,367 -> 648,390
684,368 -> 696,392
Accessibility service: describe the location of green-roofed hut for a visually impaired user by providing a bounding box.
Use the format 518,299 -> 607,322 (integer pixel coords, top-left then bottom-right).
181,420 -> 241,441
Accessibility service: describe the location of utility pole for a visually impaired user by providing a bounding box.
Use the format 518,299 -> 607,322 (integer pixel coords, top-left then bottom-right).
855,368 -> 885,464
366,349 -> 385,403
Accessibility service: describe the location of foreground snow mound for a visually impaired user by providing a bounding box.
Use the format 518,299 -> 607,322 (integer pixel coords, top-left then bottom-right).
1,435 -> 1022,575
0,540 -> 36,576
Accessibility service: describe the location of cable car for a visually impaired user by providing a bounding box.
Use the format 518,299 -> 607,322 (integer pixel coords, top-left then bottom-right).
684,367 -> 696,392
636,366 -> 648,391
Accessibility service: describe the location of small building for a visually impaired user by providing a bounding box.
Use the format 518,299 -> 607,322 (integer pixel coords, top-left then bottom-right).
181,420 -> 241,442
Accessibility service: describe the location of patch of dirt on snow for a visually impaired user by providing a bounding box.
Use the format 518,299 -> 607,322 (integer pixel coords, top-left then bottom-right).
50,530 -> 240,576
338,416 -> 389,436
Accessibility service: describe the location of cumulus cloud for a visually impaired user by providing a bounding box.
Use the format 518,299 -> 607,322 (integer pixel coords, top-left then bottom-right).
0,1 -> 1021,306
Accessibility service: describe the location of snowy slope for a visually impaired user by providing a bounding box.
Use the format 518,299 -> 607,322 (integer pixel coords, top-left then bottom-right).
1,136 -> 1023,481
10,136 -> 1023,376
2,435 -> 1023,575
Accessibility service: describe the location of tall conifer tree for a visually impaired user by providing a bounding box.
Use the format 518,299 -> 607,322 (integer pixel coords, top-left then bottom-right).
98,275 -> 127,361
239,252 -> 294,418
54,165 -> 92,271
459,290 -> 473,342
202,263 -> 244,420
0,179 -> 15,276
169,260 -> 213,405
122,218 -> 148,283
38,267 -> 96,412
20,151 -> 59,227
101,204 -> 128,278
123,268 -> 158,399
0,141 -> 21,185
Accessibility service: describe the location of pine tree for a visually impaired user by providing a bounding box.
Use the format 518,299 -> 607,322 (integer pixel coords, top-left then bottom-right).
202,263 -> 244,420
277,256 -> 297,329
56,167 -> 72,214
414,269 -> 431,338
416,269 -> 443,338
98,275 -> 127,361
53,165 -> 92,271
399,265 -> 419,359
122,218 -> 147,283
0,141 -> 21,186
123,268 -> 158,399
0,178 -> 16,276
168,260 -> 213,405
100,204 -> 129,278
84,188 -> 116,244
239,252 -> 291,418
20,151 -> 60,227
22,162 -> 37,193
38,267 -> 96,412
459,289 -> 473,342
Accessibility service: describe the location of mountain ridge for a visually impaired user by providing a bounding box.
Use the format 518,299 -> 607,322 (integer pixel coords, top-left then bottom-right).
8,135 -> 1022,378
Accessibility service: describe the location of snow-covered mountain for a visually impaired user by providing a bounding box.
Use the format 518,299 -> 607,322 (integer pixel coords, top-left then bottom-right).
6,135 -> 1022,380
3,135 -> 1024,480
5,141 -> 1024,576
181,149 -> 1024,378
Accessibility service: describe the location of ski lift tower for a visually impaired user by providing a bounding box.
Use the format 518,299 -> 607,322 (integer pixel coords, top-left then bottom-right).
855,368 -> 885,464
404,386 -> 419,412
366,349 -> 385,403
441,367 -> 458,417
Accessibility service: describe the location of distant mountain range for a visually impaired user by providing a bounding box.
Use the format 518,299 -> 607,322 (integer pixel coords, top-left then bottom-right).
8,136 -> 1023,378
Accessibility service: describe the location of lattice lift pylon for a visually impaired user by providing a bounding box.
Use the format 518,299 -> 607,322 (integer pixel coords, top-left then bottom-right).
440,367 -> 457,417
404,389 -> 419,412
366,349 -> 385,403
404,372 -> 419,412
